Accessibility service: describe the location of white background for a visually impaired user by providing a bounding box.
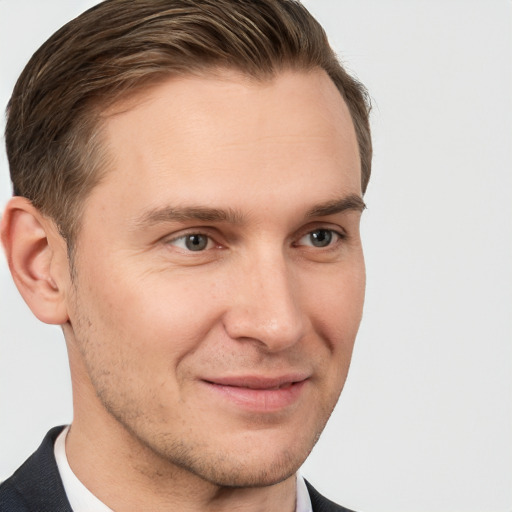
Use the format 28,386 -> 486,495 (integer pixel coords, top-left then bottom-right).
1,1 -> 511,511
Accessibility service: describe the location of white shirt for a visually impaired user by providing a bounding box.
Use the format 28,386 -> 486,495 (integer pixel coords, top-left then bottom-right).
54,426 -> 312,512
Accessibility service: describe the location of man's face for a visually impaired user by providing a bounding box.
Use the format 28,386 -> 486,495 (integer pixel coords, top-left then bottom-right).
65,69 -> 365,487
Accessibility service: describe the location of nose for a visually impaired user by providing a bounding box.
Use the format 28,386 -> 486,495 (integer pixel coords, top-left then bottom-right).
222,250 -> 306,352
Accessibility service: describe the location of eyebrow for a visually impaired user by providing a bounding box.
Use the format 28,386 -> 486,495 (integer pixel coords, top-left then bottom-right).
133,194 -> 366,229
305,194 -> 366,218
133,205 -> 245,228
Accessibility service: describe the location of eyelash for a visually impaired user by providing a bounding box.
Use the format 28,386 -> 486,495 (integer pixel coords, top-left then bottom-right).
166,227 -> 346,253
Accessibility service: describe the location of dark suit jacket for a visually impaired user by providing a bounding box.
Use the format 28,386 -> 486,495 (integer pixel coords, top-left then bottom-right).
0,426 -> 355,512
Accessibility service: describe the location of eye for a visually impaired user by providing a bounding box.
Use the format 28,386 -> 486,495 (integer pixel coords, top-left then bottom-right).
297,229 -> 342,248
168,233 -> 213,252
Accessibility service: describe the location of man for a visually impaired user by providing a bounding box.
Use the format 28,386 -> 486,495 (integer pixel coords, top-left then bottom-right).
0,0 -> 371,510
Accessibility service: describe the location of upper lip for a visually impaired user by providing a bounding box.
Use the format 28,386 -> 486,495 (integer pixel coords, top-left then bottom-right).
203,374 -> 310,390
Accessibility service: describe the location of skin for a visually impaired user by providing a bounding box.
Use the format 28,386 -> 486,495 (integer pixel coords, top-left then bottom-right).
2,68 -> 365,511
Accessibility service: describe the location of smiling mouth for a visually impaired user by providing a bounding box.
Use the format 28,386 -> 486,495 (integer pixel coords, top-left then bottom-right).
202,375 -> 309,411
207,381 -> 296,390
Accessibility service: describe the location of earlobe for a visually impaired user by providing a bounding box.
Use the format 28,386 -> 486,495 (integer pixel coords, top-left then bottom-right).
1,197 -> 70,325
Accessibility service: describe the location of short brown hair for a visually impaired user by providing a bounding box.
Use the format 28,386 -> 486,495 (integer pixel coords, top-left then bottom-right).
6,0 -> 372,246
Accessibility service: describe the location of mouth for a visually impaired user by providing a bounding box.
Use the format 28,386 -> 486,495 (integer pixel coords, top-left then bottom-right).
201,375 -> 309,412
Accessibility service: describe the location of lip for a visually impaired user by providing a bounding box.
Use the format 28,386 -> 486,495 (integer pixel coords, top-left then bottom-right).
201,374 -> 310,412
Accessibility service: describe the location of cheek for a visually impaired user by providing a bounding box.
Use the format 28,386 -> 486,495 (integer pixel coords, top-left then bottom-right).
81,260 -> 218,343
71,271 -> 232,413
303,261 -> 365,399
307,263 -> 365,342
69,271 -> 213,419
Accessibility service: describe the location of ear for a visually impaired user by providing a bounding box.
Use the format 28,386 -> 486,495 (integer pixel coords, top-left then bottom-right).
1,196 -> 70,325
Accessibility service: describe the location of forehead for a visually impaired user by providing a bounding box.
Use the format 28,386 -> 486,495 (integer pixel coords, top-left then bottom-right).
88,69 -> 361,222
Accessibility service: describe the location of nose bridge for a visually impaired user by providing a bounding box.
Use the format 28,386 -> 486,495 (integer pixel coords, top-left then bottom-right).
224,246 -> 305,351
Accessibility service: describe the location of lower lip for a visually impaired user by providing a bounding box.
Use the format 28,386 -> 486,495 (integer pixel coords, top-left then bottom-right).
203,380 -> 307,412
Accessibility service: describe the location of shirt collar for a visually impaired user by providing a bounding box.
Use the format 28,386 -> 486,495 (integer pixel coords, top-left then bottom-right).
54,426 -> 114,512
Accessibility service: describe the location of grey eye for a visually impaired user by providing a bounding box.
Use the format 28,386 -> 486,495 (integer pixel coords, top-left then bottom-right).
298,229 -> 337,248
309,229 -> 332,247
184,234 -> 209,251
169,233 -> 212,251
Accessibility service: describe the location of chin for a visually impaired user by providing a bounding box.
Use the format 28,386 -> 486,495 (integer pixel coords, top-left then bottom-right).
184,448 -> 303,488
149,428 -> 316,489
